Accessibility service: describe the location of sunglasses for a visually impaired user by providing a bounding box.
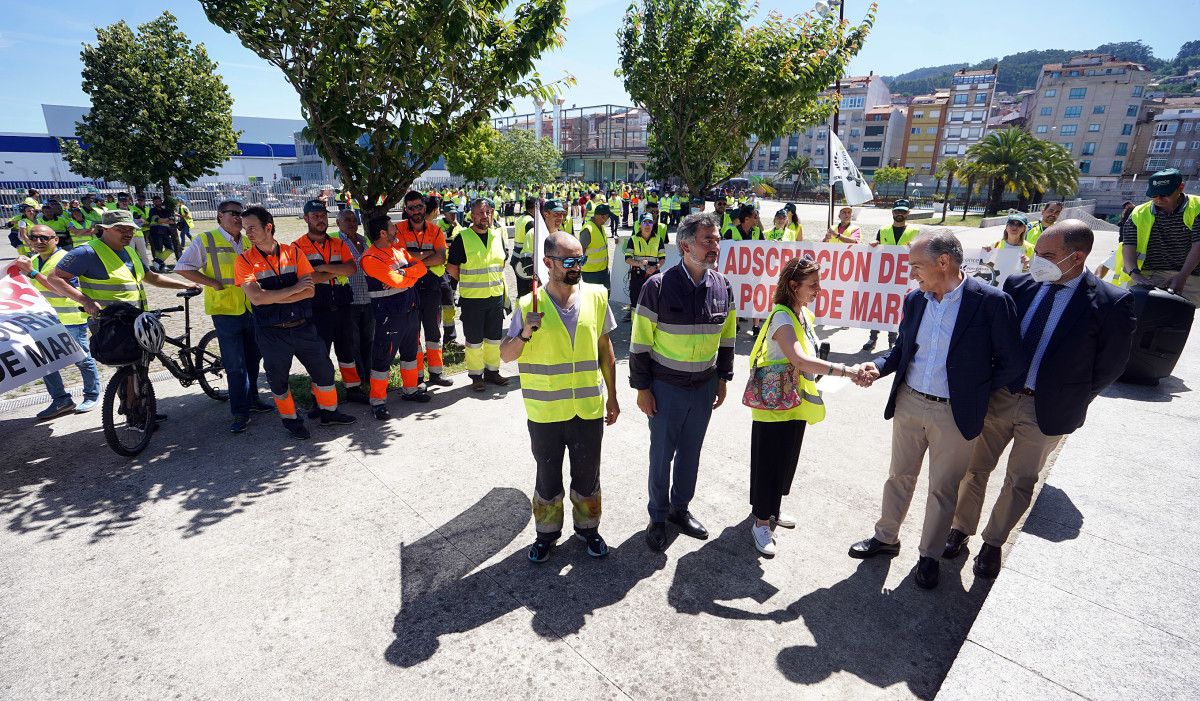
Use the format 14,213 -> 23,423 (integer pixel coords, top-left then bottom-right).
405,204 -> 426,211
220,210 -> 243,217
28,234 -> 56,242
548,255 -> 588,269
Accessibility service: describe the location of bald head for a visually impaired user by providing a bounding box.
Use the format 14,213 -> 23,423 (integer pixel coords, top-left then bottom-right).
26,224 -> 58,253
1040,219 -> 1093,255
544,231 -> 582,258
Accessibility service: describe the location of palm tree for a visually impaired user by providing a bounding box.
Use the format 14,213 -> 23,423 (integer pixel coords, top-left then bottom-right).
1029,141 -> 1079,206
934,157 -> 964,224
777,155 -> 819,199
967,128 -> 1046,215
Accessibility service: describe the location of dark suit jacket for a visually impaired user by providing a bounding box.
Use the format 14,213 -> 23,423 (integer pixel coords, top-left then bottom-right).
874,275 -> 1023,440
1003,271 -> 1135,436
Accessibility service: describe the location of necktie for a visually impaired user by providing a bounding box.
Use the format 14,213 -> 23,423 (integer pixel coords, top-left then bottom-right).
1010,284 -> 1064,391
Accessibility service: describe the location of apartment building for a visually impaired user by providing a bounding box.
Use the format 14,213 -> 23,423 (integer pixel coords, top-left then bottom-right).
940,66 -> 998,159
1025,54 -> 1153,183
899,92 -> 948,175
1136,107 -> 1200,177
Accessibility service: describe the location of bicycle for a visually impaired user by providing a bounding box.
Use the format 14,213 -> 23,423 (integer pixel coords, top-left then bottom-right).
101,288 -> 227,457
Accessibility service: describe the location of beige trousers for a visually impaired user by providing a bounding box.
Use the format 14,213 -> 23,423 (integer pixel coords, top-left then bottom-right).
952,389 -> 1064,547
1142,269 -> 1200,308
875,385 -> 977,559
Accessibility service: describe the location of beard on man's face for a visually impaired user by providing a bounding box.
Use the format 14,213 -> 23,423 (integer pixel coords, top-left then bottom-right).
562,270 -> 581,285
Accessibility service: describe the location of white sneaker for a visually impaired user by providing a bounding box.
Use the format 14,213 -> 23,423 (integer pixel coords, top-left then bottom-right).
774,512 -> 797,529
752,522 -> 776,556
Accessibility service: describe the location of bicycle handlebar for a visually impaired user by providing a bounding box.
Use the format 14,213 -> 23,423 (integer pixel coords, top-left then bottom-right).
155,306 -> 185,315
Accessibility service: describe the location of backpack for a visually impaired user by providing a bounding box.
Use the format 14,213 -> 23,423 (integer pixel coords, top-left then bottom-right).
88,302 -> 144,366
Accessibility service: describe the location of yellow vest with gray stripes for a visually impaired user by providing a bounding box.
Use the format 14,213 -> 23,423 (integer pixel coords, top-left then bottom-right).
749,304 -> 825,423
517,284 -> 607,423
30,249 -> 88,325
458,227 -> 506,299
76,239 -> 147,310
198,229 -> 251,316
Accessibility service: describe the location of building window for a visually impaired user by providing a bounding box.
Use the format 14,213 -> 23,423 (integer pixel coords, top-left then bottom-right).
1179,141 -> 1189,151
950,111 -> 964,122
1122,123 -> 1134,136
1036,125 -> 1049,134
1111,160 -> 1124,174
953,94 -> 968,105
908,145 -> 917,153
815,147 -> 825,155
924,145 -> 934,153
1156,122 -> 1177,134
1079,160 -> 1091,174
1065,106 -> 1082,118
861,156 -> 881,167
1068,70 -> 1080,77
1186,159 -> 1196,168
865,125 -> 884,136
1093,105 -> 1106,114
849,128 -> 860,137
1088,123 -> 1101,132
1192,141 -> 1200,149
1116,142 -> 1128,156
944,144 -> 958,155
1185,123 -> 1194,133
1050,71 -> 1061,78
910,127 -> 921,135
1069,88 -> 1086,99
1039,107 -> 1053,116
1044,88 -> 1057,97
929,110 -> 940,118
839,96 -> 865,110
946,127 -> 962,138
975,93 -> 987,104
1082,142 -> 1096,155
1061,124 -> 1078,135
1150,139 -> 1172,154
1132,85 -> 1143,97
1061,142 -> 1073,153
1146,157 -> 1168,169
913,111 -> 924,119
1127,105 -> 1139,117
926,127 -> 937,134
968,127 -> 982,138
817,131 -> 827,139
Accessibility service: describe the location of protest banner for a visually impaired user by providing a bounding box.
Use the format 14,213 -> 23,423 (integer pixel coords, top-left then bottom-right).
0,264 -> 87,394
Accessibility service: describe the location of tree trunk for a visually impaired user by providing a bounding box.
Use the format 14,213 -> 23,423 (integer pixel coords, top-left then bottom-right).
940,174 -> 954,224
961,175 -> 975,221
986,177 -> 1004,215
160,180 -> 173,204
791,176 -> 800,199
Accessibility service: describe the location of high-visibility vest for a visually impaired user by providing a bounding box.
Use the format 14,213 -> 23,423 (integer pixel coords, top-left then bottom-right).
1025,220 -> 1046,245
65,217 -> 94,248
878,224 -> 919,246
749,304 -> 825,423
517,283 -> 607,423
994,238 -> 1035,259
197,229 -> 251,316
625,233 -> 664,260
30,249 -> 88,325
396,220 -> 447,278
765,227 -> 789,242
726,225 -> 763,241
1111,195 -> 1200,287
458,227 -> 506,298
514,214 -> 535,258
76,239 -> 147,310
129,204 -> 152,238
178,203 -> 194,230
579,220 -> 609,273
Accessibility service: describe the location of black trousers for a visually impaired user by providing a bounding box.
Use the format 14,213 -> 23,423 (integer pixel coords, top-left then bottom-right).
749,419 -> 807,520
415,273 -> 442,352
312,303 -> 357,366
255,321 -> 336,396
529,417 -> 604,541
345,303 -> 375,387
460,295 -> 505,344
628,268 -> 649,309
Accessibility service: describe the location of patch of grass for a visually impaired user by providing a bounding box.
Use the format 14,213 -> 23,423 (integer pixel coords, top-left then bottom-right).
930,214 -> 987,228
286,342 -> 467,405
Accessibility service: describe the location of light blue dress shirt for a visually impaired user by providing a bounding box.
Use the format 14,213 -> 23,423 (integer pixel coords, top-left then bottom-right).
1021,273 -> 1083,390
904,277 -> 966,399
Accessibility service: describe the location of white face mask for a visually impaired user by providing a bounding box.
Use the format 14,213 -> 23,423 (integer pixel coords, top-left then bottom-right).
1029,254 -> 1079,283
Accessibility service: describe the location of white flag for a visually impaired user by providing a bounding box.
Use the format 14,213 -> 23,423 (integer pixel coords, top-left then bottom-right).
531,206 -> 550,286
828,131 -> 874,206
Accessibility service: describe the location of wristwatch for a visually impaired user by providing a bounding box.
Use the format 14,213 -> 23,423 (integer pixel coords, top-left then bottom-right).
518,333 -> 532,342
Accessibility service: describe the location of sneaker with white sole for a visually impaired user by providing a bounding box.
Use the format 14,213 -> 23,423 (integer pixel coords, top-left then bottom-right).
774,512 -> 797,529
752,522 -> 777,557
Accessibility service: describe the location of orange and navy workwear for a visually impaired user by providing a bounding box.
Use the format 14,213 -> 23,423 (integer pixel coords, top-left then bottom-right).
360,243 -> 429,406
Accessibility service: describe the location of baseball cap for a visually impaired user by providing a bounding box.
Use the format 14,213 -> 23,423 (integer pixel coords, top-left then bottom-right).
1146,168 -> 1183,197
892,199 -> 912,212
303,199 -> 328,214
640,214 -> 655,224
594,204 -> 612,216
98,210 -> 138,229
1006,212 -> 1028,225
542,198 -> 566,213
441,202 -> 458,213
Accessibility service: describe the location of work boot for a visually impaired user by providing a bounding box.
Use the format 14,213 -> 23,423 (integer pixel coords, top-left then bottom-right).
319,409 -> 357,426
484,369 -> 509,386
427,373 -> 453,387
471,375 -> 486,392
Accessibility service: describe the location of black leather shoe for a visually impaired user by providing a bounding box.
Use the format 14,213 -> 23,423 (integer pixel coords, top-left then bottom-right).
973,543 -> 1002,579
848,537 -> 900,559
668,508 -> 708,540
645,521 -> 668,552
484,369 -> 509,386
915,556 -> 939,589
943,528 -> 969,559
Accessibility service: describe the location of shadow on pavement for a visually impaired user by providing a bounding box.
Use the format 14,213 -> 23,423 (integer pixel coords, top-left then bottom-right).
0,383 -> 399,542
774,558 -> 991,700
1023,484 -> 1083,543
1104,375 -> 1190,402
385,486 -> 666,668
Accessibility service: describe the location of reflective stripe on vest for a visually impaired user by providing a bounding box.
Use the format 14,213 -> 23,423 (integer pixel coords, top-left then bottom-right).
458,227 -> 506,298
517,284 -> 607,422
879,224 -> 919,246
30,249 -> 88,325
1112,195 -> 1200,287
580,221 -> 609,273
627,234 -> 663,259
748,305 -> 825,423
76,239 -> 146,310
200,229 -> 251,316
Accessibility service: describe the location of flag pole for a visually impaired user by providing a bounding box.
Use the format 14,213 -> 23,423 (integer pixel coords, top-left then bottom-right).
828,0 -> 844,232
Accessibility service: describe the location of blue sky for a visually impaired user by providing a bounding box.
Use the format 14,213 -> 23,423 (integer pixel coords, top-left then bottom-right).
2,0 -> 1193,133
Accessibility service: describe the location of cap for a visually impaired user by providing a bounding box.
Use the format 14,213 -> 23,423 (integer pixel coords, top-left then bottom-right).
640,214 -> 655,224
98,210 -> 138,229
542,198 -> 566,213
1006,212 -> 1028,225
691,197 -> 705,206
594,204 -> 612,216
892,199 -> 911,212
303,199 -> 328,214
775,208 -> 789,219
1146,168 -> 1183,197
441,202 -> 458,213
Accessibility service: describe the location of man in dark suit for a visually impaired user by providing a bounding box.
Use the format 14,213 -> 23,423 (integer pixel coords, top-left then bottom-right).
847,230 -> 1023,590
944,220 -> 1136,578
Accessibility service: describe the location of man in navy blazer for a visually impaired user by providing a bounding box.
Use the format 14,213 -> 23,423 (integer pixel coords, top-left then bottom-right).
945,221 -> 1135,578
847,230 -> 1023,590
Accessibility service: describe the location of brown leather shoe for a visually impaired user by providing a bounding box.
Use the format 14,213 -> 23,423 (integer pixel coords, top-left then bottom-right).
484,369 -> 509,386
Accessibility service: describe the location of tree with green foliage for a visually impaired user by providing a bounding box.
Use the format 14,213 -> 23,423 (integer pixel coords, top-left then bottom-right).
870,165 -> 912,196
934,157 -> 964,224
493,129 -> 562,186
967,128 -> 1078,215
445,124 -> 502,187
59,12 -> 240,200
200,0 -> 570,221
776,155 -> 819,199
618,0 -> 873,198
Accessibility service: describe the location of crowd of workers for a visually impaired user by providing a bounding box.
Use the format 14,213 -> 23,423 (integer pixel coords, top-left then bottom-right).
6,167 -> 1198,580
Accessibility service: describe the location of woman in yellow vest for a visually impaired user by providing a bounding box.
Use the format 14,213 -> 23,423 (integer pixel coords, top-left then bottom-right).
747,256 -> 854,556
623,214 -> 667,320
499,231 -> 619,563
765,209 -> 792,242
784,203 -> 803,242
986,212 -> 1035,271
15,224 -> 101,418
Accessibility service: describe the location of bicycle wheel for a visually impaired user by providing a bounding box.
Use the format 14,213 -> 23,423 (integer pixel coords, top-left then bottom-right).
195,329 -> 229,402
101,365 -> 157,457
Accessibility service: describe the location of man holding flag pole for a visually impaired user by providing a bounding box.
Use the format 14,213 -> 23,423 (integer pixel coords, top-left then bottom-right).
500,205 -> 621,564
